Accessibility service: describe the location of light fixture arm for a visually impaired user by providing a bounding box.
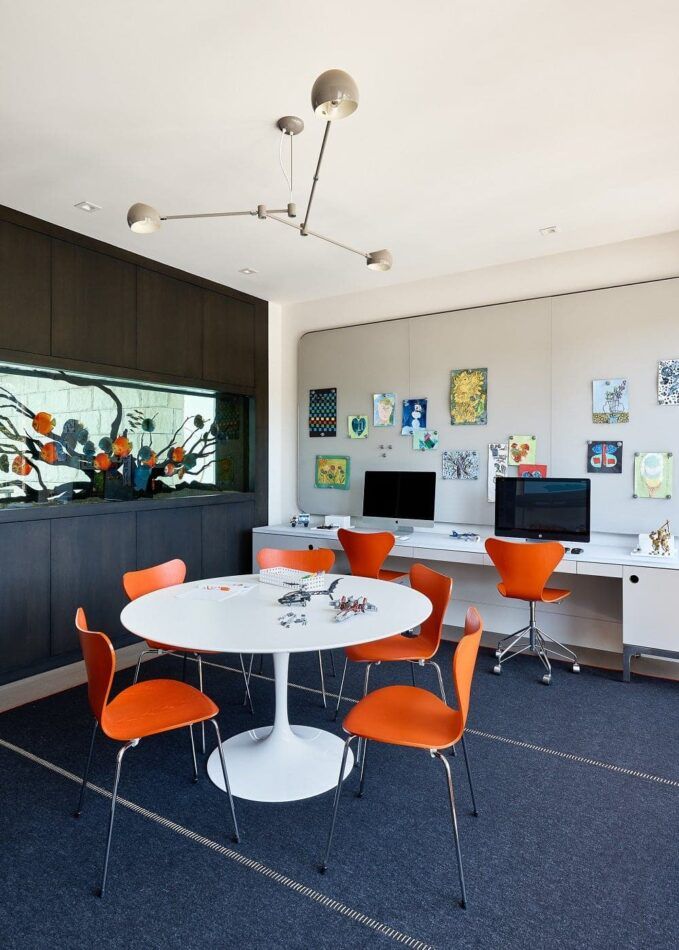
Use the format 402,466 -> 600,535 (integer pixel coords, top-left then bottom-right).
161,208 -> 291,222
267,213 -> 368,260
301,121 -> 331,235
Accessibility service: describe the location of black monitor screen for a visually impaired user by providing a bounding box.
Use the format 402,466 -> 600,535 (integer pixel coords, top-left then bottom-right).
494,477 -> 591,542
363,471 -> 436,522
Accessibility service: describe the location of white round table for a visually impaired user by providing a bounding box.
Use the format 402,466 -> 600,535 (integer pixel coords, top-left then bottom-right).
120,573 -> 431,803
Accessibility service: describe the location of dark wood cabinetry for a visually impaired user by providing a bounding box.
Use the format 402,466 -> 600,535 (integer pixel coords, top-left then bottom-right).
0,522 -> 51,674
137,507 -> 203,580
137,268 -> 203,379
203,291 -> 255,387
0,219 -> 51,355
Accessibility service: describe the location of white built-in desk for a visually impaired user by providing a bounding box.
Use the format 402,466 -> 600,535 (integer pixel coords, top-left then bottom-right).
253,524 -> 679,681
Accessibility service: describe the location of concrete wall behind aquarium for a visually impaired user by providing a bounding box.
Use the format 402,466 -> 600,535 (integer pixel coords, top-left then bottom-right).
0,362 -> 254,506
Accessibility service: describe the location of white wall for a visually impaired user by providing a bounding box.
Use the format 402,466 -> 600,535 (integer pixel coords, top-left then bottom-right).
269,230 -> 679,524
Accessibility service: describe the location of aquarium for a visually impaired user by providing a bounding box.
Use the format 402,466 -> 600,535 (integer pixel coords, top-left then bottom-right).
0,362 -> 254,506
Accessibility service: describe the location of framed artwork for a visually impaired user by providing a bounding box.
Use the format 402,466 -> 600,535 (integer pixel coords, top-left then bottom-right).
373,393 -> 396,427
488,443 -> 508,502
587,441 -> 622,474
348,415 -> 368,439
308,388 -> 337,438
658,360 -> 679,405
412,429 -> 439,451
633,452 -> 673,499
450,368 -> 487,425
442,449 -> 479,480
401,398 -> 427,435
518,463 -> 548,478
592,378 -> 629,423
508,435 -> 536,466
315,455 -> 350,490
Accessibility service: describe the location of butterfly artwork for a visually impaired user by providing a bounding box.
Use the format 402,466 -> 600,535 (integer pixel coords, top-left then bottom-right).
587,441 -> 622,474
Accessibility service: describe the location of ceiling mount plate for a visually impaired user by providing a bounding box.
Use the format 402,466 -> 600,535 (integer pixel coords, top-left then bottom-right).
277,115 -> 304,136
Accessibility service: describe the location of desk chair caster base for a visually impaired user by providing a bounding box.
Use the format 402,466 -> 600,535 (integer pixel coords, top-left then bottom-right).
572,663 -> 581,673
493,664 -> 502,675
494,605 -> 579,684
542,673 -> 551,685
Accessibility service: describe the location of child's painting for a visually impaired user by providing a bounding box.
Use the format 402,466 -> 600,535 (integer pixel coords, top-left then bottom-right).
488,443 -> 508,502
450,368 -> 487,425
412,429 -> 439,451
401,398 -> 427,435
315,455 -> 350,490
508,435 -> 536,466
592,378 -> 629,423
348,415 -> 368,439
587,441 -> 622,474
442,450 -> 479,480
373,393 -> 396,427
309,388 -> 337,438
633,452 -> 673,499
658,360 -> 679,405
518,463 -> 548,478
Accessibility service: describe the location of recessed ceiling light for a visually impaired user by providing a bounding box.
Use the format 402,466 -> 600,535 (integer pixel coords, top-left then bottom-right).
539,225 -> 559,236
239,267 -> 257,276
74,201 -> 101,213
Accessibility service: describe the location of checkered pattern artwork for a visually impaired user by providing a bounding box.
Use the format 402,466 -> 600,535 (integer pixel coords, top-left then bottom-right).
309,388 -> 337,438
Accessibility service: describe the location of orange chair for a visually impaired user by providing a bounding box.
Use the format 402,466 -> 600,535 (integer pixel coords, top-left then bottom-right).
333,563 -> 453,721
123,559 -> 254,753
337,528 -> 407,582
321,607 -> 483,910
256,547 -> 337,707
485,538 -> 580,684
73,608 -> 239,898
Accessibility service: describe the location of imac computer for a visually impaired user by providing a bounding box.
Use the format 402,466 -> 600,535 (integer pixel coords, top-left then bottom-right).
494,477 -> 591,543
362,470 -> 436,535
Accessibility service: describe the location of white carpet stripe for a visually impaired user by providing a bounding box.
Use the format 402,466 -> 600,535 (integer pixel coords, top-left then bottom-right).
0,736 -> 434,950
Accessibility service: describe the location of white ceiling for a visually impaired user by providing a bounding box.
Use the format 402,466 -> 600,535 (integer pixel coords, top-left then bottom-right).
1,1 -> 678,304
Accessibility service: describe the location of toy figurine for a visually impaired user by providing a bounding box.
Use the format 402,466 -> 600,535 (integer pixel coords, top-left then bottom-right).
278,612 -> 308,628
330,594 -> 378,623
278,578 -> 341,607
649,520 -> 672,556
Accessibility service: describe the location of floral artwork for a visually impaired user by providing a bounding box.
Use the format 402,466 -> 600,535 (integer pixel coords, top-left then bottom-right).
373,393 -> 396,427
442,450 -> 479,479
488,443 -> 508,502
508,435 -> 536,466
658,360 -> 679,405
309,388 -> 337,437
633,452 -> 673,499
518,464 -> 548,478
587,442 -> 622,474
450,368 -> 487,425
412,430 -> 439,451
348,415 -> 368,439
401,398 -> 427,435
592,378 -> 629,423
315,455 -> 350,489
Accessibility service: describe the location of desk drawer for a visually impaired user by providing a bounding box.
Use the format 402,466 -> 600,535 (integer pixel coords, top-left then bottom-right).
416,547 -> 485,566
577,560 -> 623,578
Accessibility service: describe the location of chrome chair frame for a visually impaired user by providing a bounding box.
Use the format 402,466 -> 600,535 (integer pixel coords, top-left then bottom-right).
493,600 -> 580,684
74,716 -> 239,898
247,649 -> 334,708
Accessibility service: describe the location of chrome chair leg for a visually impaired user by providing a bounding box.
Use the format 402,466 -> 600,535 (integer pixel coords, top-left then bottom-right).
197,654 -> 206,754
329,650 -> 336,677
362,662 -> 374,698
189,725 -> 198,784
240,652 -> 255,715
429,660 -> 447,705
320,734 -> 357,872
460,734 -> 478,817
133,648 -> 160,684
410,662 -> 416,686
182,652 -> 188,681
210,719 -> 240,844
357,739 -> 369,798
317,651 -> 327,708
258,654 -> 264,675
434,750 -> 467,909
333,657 -> 349,721
74,720 -> 98,817
98,739 -> 136,898
357,663 -> 374,764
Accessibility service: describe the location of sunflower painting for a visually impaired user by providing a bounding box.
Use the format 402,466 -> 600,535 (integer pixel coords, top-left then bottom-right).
315,455 -> 350,490
450,368 -> 488,425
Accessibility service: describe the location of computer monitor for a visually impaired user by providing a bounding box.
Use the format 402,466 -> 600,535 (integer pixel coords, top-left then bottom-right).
494,476 -> 591,543
362,470 -> 436,532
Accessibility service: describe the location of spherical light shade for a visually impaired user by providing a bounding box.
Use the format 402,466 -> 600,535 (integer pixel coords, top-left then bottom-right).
127,203 -> 161,234
311,69 -> 359,120
366,248 -> 392,272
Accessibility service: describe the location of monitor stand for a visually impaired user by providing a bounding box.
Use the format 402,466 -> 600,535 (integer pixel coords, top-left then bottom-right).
360,519 -> 415,538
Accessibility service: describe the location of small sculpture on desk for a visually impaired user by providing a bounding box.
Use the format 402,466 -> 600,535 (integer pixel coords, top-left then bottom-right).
331,595 -> 378,623
649,520 -> 672,556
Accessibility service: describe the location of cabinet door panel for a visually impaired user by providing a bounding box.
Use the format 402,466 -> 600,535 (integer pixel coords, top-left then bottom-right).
201,501 -> 255,578
52,241 -> 136,366
0,220 -> 51,355
202,292 -> 255,387
137,269 -> 202,378
51,513 -> 137,655
0,521 -> 51,674
136,507 -> 202,581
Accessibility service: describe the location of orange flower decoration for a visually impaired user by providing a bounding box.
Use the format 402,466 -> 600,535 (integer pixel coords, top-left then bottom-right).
32,412 -> 55,436
170,446 -> 185,463
112,436 -> 133,458
94,452 -> 112,471
141,452 -> 157,468
12,455 -> 31,476
164,462 -> 175,477
39,442 -> 59,464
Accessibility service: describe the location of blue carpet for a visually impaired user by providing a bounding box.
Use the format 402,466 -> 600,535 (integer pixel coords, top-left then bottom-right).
0,644 -> 678,950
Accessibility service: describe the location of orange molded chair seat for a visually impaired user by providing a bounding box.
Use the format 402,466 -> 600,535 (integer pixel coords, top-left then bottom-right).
497,582 -> 570,603
344,684 -> 462,750
144,638 -> 220,655
345,634 -> 434,664
377,567 -> 407,582
102,679 -> 219,741
337,528 -> 406,581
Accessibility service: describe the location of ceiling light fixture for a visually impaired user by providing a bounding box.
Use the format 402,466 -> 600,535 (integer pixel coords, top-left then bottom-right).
75,200 -> 101,213
238,267 -> 257,276
539,225 -> 559,236
126,69 -> 391,272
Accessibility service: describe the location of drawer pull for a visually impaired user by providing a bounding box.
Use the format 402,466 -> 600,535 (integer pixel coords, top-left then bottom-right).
629,574 -> 639,584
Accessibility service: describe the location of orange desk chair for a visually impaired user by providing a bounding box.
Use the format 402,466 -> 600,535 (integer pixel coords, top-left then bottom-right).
256,547 -> 336,708
123,559 -> 254,754
73,608 -> 239,898
337,528 -> 407,582
333,563 -> 453,721
485,538 -> 580,684
321,607 -> 483,911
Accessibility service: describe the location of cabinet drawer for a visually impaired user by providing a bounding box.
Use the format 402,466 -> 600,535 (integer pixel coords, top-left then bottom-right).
577,560 -> 623,578
415,547 -> 484,566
